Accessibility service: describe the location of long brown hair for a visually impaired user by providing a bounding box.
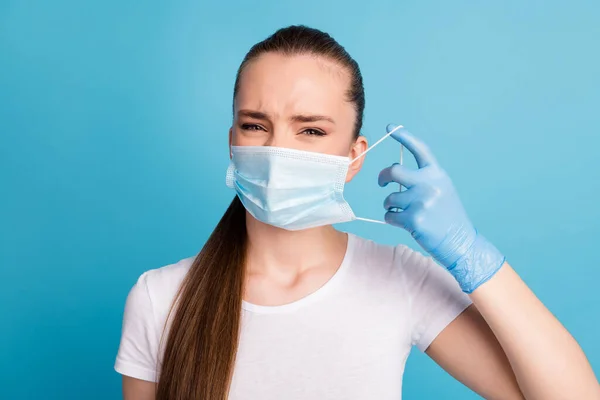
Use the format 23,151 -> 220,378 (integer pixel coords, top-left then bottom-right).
156,25 -> 366,399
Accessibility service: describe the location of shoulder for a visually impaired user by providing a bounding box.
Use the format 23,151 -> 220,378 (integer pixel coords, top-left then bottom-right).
140,256 -> 195,295
126,256 -> 196,322
348,233 -> 455,293
349,233 -> 431,273
345,233 -> 436,291
115,256 -> 196,381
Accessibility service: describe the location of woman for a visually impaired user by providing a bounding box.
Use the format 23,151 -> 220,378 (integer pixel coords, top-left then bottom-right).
114,25 -> 600,399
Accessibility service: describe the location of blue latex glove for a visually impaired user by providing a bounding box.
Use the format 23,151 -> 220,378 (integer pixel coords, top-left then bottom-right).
378,124 -> 505,293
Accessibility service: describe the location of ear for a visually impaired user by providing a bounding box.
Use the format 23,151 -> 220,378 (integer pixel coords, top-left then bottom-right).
228,127 -> 233,159
345,136 -> 368,183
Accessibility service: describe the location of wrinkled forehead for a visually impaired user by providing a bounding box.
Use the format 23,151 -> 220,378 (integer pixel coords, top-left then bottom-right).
234,53 -> 355,121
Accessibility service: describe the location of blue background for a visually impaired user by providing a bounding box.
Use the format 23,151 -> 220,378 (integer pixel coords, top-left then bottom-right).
1,0 -> 599,398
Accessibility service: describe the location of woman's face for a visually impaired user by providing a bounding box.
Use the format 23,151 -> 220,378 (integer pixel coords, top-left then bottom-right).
230,52 -> 368,182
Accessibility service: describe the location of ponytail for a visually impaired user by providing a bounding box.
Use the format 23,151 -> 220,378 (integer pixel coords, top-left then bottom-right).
157,197 -> 246,399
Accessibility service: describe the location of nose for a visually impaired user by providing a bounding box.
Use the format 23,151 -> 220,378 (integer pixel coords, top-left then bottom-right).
263,128 -> 292,148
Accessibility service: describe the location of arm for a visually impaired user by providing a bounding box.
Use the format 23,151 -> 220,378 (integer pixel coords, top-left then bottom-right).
379,124 -> 600,399
468,262 -> 595,398
123,376 -> 156,400
426,303 -> 524,400
428,264 -> 599,399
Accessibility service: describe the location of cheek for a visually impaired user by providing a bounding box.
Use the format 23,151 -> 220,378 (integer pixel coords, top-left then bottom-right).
313,135 -> 353,157
231,126 -> 267,146
345,166 -> 359,183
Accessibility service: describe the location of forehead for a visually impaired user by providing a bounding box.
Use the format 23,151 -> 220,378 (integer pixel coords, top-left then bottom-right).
235,53 -> 354,118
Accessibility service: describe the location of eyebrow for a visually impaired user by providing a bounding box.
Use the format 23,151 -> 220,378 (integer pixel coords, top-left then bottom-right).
238,109 -> 335,124
238,110 -> 269,120
291,114 -> 335,124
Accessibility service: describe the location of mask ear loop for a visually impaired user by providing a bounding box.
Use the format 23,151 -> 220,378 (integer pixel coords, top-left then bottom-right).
354,217 -> 388,224
349,124 -> 405,225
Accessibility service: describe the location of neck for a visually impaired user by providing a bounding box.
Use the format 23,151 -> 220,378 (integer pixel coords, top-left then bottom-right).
244,212 -> 347,274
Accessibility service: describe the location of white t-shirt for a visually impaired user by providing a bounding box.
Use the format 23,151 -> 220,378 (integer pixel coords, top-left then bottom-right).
115,233 -> 472,399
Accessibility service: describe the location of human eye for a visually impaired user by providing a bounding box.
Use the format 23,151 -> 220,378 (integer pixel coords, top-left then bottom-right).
241,123 -> 266,131
301,128 -> 326,137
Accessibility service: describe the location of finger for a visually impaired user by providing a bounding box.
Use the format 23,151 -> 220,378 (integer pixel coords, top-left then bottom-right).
386,124 -> 438,168
383,189 -> 418,211
378,163 -> 419,188
384,208 -> 416,232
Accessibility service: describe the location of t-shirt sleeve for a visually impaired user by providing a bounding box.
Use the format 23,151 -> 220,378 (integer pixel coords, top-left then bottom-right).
397,245 -> 473,352
114,271 -> 160,382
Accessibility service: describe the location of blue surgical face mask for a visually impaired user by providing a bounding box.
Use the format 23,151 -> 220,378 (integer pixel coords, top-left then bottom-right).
225,126 -> 403,231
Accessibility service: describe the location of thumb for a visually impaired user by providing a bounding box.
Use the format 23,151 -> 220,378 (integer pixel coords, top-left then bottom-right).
386,123 -> 406,140
386,123 -> 438,168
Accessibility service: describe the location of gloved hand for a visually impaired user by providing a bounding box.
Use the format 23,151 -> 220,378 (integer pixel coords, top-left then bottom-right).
378,124 -> 505,293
